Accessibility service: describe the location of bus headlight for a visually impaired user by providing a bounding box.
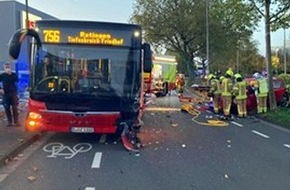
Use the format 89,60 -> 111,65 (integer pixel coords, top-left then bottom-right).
26,112 -> 42,131
28,112 -> 42,119
28,120 -> 37,127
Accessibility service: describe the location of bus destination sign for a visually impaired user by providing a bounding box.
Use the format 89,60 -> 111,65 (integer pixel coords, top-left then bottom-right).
42,29 -> 125,46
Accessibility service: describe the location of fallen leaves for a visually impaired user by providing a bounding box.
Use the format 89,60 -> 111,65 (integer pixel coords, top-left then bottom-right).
27,176 -> 36,182
4,158 -> 10,165
27,166 -> 39,182
171,123 -> 179,128
17,138 -> 24,143
33,166 -> 39,172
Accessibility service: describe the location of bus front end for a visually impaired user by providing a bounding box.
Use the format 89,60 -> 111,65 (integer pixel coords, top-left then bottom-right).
9,20 -> 152,151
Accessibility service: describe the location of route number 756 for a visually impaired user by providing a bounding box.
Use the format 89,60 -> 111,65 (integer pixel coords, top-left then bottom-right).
43,30 -> 60,43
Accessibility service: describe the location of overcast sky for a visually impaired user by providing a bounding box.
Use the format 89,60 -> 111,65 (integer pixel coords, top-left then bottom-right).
12,0 -> 290,56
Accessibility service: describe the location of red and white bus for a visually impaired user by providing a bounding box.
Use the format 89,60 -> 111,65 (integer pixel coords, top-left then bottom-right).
8,20 -> 152,151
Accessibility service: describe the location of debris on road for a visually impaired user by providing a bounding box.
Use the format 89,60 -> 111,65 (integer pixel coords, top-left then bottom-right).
17,138 -> 24,143
27,176 -> 37,182
33,166 -> 39,172
171,123 -> 179,127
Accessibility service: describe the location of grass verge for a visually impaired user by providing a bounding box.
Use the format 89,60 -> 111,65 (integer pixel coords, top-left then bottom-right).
259,107 -> 290,130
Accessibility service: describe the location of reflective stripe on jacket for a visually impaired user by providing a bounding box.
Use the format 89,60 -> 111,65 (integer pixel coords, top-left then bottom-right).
233,81 -> 247,100
210,79 -> 222,95
221,78 -> 233,96
258,78 -> 269,97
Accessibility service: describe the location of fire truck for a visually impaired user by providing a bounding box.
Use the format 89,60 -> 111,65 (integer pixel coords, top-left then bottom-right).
145,55 -> 177,96
8,20 -> 152,151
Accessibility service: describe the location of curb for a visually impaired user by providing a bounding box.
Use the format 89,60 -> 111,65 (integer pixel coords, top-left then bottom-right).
0,132 -> 45,168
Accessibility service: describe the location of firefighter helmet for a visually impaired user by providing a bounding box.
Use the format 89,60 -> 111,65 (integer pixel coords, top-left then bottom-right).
208,74 -> 215,80
234,73 -> 242,79
226,69 -> 234,77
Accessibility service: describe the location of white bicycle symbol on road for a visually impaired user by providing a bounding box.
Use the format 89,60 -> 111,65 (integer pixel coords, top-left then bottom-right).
43,142 -> 92,159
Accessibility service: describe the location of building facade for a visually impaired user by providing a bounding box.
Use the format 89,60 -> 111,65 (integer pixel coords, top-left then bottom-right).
0,0 -> 56,94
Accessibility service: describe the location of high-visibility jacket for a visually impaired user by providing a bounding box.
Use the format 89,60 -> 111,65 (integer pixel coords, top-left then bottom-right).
257,78 -> 269,97
221,77 -> 233,97
233,81 -> 247,100
210,79 -> 222,95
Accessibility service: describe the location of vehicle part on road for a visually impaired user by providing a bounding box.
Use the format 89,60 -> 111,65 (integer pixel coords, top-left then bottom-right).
181,104 -> 228,127
120,122 -> 142,152
178,94 -> 205,105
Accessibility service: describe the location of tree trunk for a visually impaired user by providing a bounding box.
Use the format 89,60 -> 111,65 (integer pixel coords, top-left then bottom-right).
265,0 -> 277,110
185,54 -> 195,86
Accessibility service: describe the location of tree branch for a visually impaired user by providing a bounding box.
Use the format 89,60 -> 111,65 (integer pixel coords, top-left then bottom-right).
249,0 -> 265,17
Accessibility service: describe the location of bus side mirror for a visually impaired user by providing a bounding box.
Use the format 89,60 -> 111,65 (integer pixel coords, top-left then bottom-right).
143,43 -> 152,73
9,29 -> 41,60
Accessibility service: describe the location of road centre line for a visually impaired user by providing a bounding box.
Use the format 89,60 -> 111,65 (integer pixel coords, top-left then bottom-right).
91,152 -> 102,168
283,144 -> 290,149
85,187 -> 95,190
251,130 -> 270,139
145,107 -> 180,112
231,121 -> 243,127
99,134 -> 107,144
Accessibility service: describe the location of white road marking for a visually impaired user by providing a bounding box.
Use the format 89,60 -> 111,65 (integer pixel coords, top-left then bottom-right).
231,121 -> 243,128
85,187 -> 95,190
0,174 -> 8,183
283,144 -> 290,149
145,107 -> 180,112
251,130 -> 270,139
43,143 -> 92,159
99,134 -> 107,144
91,152 -> 102,168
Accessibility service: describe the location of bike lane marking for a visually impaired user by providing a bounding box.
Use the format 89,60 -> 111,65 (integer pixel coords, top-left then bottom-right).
43,142 -> 92,159
251,130 -> 270,139
91,152 -> 102,168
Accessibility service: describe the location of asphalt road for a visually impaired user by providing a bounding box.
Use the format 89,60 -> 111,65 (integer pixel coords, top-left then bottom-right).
0,93 -> 289,190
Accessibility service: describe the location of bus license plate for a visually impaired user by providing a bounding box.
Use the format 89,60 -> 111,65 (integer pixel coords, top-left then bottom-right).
71,127 -> 94,133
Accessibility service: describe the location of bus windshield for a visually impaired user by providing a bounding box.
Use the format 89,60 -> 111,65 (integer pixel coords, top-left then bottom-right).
31,44 -> 140,100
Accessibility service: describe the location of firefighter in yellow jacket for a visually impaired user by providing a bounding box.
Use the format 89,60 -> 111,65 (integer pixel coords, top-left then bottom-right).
221,69 -> 234,118
253,72 -> 269,113
175,73 -> 185,94
233,73 -> 247,117
208,74 -> 222,113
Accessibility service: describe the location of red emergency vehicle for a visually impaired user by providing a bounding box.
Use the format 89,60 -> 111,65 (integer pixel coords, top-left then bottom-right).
144,55 -> 178,96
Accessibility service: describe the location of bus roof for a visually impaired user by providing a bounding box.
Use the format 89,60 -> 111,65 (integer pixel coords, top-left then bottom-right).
35,20 -> 141,30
